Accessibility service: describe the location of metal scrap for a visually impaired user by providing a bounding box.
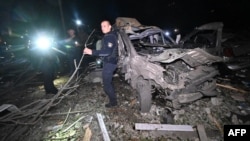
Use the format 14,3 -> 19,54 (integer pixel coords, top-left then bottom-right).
96,113 -> 110,141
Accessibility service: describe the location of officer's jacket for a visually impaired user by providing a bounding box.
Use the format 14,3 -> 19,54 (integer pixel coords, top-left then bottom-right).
92,31 -> 118,64
63,35 -> 79,47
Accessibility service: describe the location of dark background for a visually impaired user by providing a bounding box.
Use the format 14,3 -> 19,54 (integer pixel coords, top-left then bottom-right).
0,0 -> 249,38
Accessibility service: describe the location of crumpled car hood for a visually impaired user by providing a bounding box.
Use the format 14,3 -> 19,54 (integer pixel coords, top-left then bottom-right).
149,48 -> 223,67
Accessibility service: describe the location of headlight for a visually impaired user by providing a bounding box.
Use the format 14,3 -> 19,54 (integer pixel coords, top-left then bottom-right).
35,36 -> 53,50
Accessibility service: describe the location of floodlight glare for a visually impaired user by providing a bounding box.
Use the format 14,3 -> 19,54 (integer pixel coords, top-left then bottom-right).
76,20 -> 82,26
35,36 -> 52,50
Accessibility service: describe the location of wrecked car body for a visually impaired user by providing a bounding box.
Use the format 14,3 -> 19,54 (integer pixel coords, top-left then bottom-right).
115,17 -> 223,112
179,22 -> 223,56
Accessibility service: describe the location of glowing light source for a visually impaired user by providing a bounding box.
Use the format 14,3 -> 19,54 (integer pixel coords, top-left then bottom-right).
35,36 -> 53,50
76,19 -> 82,26
96,58 -> 102,65
165,31 -> 170,36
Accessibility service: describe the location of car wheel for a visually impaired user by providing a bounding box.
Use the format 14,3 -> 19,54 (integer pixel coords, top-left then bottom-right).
136,78 -> 152,113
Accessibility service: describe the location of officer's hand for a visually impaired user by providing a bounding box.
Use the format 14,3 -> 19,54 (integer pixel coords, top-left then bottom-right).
83,47 -> 92,55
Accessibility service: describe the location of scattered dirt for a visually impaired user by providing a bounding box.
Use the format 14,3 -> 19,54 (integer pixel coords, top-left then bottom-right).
0,72 -> 250,141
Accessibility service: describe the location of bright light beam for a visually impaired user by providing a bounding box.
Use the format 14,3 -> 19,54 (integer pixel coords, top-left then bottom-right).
76,19 -> 82,26
165,31 -> 170,36
35,36 -> 52,50
52,47 -> 66,55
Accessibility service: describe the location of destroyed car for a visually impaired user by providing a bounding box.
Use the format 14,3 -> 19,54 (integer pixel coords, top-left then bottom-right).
179,21 -> 250,88
114,17 -> 223,112
178,22 -> 223,56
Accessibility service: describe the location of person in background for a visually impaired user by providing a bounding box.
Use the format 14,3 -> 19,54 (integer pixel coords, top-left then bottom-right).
40,51 -> 58,95
64,28 -> 82,75
83,20 -> 118,108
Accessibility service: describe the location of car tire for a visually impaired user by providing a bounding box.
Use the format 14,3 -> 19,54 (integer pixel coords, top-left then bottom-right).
136,78 -> 152,113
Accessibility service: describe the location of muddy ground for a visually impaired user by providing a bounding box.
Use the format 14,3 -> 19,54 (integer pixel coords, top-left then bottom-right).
0,70 -> 250,141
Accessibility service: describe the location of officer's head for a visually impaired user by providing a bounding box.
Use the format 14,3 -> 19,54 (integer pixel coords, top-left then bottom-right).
67,29 -> 75,37
101,20 -> 112,34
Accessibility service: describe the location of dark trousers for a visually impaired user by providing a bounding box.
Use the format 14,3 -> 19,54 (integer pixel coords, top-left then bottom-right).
102,63 -> 117,105
42,61 -> 58,94
68,54 -> 76,74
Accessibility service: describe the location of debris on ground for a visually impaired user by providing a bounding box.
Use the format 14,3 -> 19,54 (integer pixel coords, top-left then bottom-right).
0,73 -> 249,140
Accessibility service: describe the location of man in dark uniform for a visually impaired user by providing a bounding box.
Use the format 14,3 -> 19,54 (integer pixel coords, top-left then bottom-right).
84,20 -> 118,108
64,28 -> 82,75
40,51 -> 58,94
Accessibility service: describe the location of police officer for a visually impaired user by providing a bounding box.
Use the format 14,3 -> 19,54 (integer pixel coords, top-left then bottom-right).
64,28 -> 82,75
84,20 -> 118,108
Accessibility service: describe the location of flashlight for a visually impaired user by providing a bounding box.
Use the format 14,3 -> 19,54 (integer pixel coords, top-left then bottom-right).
96,58 -> 103,68
96,58 -> 102,65
35,36 -> 53,50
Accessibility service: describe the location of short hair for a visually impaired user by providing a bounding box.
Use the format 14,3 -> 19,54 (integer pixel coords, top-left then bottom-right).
101,20 -> 111,26
67,28 -> 75,31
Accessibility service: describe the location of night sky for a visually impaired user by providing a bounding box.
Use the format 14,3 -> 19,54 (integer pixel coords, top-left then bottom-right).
0,0 -> 249,36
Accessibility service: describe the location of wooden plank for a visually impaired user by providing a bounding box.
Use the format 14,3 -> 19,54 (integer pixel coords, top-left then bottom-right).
82,127 -> 92,141
135,123 -> 194,131
197,125 -> 208,141
96,113 -> 110,141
